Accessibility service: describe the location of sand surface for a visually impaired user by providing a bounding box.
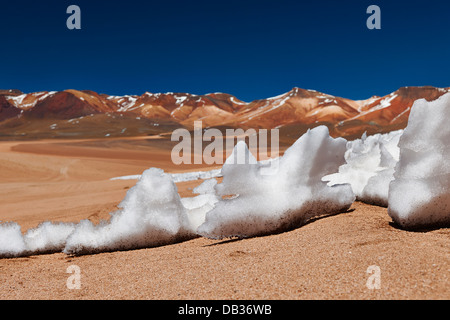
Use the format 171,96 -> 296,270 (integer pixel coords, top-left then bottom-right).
0,137 -> 448,300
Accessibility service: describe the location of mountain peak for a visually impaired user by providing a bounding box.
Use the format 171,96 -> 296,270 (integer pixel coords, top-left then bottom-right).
0,86 -> 448,140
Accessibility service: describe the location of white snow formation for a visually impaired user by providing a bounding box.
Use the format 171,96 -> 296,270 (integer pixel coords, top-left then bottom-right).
324,130 -> 402,207
197,126 -> 355,239
0,222 -> 75,258
388,93 -> 450,228
63,168 -> 196,255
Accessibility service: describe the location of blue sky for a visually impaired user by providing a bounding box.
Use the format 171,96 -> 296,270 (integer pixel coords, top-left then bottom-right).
0,0 -> 449,101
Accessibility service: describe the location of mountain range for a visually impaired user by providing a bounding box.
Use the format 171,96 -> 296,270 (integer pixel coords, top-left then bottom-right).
0,86 -> 448,140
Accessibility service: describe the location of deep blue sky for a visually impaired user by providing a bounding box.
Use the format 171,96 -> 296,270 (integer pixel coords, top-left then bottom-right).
1,0 -> 449,101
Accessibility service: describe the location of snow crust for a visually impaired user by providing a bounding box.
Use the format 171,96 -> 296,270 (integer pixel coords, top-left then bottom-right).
324,130 -> 402,207
388,93 -> 450,228
0,223 -> 27,258
197,126 -> 355,239
111,169 -> 222,183
0,222 -> 75,258
64,168 -> 196,255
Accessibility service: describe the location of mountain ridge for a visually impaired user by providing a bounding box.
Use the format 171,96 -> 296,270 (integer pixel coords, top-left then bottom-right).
0,86 -> 448,140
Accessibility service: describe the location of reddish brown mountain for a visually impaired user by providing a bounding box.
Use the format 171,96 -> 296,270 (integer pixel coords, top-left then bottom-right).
0,86 -> 448,140
332,86 -> 449,138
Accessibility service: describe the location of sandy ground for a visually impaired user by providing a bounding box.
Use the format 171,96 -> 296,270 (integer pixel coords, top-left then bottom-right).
0,137 -> 448,300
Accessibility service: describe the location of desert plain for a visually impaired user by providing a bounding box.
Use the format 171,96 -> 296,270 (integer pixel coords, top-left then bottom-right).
0,136 -> 448,300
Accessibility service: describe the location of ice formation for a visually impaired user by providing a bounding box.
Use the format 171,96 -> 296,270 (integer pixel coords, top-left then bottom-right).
64,168 -> 196,255
0,223 -> 27,258
181,179 -> 219,232
324,130 -> 402,207
388,93 -> 450,228
197,126 -> 356,239
110,169 -> 222,182
0,222 -> 75,258
24,222 -> 76,254
0,169 -> 217,258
